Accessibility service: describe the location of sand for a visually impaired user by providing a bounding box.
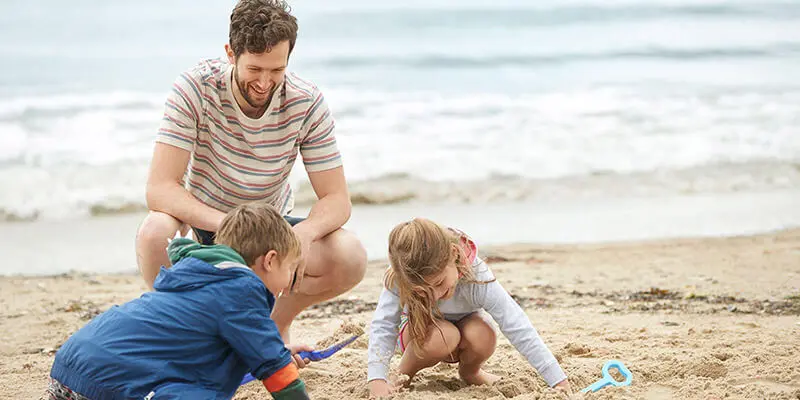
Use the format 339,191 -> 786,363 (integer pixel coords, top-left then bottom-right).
2,229 -> 799,399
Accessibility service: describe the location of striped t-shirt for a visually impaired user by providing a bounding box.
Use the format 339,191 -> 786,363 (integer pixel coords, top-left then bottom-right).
156,58 -> 342,215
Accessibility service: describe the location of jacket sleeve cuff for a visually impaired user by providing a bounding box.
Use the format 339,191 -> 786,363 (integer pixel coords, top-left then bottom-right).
262,363 -> 300,393
538,361 -> 568,387
367,363 -> 389,382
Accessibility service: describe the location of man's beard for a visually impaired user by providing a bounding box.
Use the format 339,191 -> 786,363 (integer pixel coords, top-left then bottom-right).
234,67 -> 275,110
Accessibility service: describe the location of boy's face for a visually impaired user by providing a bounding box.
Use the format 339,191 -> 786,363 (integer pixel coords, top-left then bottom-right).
258,250 -> 301,297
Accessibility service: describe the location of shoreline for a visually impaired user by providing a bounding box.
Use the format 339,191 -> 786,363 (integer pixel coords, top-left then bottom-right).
2,188 -> 799,277
3,160 -> 799,224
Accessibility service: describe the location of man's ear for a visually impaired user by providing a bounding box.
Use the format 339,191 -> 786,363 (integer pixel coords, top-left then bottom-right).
224,44 -> 236,65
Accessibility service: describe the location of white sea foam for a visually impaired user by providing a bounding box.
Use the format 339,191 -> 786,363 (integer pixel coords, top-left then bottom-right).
0,87 -> 798,222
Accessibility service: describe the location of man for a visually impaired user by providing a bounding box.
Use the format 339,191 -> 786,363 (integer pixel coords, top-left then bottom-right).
135,0 -> 367,343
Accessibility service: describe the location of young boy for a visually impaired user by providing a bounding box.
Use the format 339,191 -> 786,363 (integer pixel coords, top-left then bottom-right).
46,203 -> 309,400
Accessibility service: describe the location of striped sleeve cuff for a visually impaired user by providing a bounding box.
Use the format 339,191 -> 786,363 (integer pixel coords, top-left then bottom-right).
155,134 -> 194,152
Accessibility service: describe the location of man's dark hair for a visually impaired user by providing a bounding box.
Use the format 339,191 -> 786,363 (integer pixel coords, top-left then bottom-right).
229,0 -> 298,57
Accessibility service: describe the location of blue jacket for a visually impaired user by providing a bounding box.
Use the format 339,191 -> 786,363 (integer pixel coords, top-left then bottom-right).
50,239 -> 293,400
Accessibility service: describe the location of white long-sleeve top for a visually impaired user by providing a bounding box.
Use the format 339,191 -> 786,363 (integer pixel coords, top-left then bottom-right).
366,257 -> 567,387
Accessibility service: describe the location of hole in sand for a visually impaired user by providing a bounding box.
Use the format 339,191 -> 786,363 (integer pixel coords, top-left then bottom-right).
644,384 -> 676,400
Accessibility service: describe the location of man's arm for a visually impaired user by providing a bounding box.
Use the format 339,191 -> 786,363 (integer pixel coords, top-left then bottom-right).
145,143 -> 226,232
292,166 -> 351,241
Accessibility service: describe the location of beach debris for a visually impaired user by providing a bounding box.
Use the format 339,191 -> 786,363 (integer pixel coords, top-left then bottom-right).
510,293 -> 551,309
661,321 -> 680,327
483,255 -> 512,263
58,299 -> 102,320
525,256 -> 551,264
560,288 -> 800,316
630,287 -> 680,301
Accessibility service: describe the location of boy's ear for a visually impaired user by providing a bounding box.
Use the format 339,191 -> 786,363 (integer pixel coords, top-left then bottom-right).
262,250 -> 279,272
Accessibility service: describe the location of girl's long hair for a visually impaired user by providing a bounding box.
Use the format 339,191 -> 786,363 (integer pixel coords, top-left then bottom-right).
384,218 -> 488,357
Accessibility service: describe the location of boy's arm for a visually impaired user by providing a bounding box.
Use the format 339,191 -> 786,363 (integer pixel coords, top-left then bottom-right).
367,285 -> 403,383
218,280 -> 310,398
471,260 -> 568,387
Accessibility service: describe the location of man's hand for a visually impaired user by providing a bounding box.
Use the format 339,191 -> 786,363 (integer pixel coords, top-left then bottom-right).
290,224 -> 315,293
368,379 -> 395,399
286,343 -> 313,369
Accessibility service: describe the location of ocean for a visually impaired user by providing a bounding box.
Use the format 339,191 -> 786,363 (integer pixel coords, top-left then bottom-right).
1,0 -> 799,222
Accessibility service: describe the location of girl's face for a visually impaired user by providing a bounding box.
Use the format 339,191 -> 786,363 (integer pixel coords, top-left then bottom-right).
425,244 -> 462,300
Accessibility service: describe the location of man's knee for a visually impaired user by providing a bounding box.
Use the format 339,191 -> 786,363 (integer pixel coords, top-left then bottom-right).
326,229 -> 367,287
136,212 -> 182,250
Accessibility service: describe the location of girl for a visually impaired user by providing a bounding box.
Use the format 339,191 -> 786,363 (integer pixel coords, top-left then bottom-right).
367,218 -> 571,397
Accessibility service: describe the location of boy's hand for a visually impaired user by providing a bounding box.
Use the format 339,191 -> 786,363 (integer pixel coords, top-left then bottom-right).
286,344 -> 313,369
368,379 -> 395,398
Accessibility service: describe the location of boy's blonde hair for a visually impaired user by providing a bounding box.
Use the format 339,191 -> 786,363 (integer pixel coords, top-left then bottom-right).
215,202 -> 300,266
385,218 -> 489,355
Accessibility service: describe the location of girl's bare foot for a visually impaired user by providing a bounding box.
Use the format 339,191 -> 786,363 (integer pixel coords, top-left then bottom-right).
459,368 -> 502,386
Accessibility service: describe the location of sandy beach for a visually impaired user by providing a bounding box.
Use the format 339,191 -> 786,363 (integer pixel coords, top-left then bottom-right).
3,0 -> 799,399
2,227 -> 798,400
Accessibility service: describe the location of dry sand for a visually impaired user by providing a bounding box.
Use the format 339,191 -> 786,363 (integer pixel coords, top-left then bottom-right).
2,229 -> 799,399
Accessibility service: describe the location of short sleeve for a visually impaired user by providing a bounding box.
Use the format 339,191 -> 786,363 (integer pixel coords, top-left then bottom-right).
299,89 -> 343,173
156,71 -> 202,152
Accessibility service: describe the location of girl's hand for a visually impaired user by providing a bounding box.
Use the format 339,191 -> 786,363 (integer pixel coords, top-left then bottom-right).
554,379 -> 573,394
368,379 -> 395,398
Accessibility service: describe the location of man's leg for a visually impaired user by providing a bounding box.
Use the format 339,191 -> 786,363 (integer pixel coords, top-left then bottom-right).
135,211 -> 184,289
270,227 -> 368,342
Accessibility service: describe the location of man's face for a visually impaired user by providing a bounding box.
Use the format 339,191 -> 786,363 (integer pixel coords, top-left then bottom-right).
226,40 -> 290,109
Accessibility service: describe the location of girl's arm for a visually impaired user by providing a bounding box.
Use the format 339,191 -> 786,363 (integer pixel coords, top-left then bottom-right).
470,261 -> 567,387
367,286 -> 403,383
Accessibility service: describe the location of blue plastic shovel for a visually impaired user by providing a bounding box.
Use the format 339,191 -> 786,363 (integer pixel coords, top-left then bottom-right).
239,334 -> 361,386
580,360 -> 633,393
